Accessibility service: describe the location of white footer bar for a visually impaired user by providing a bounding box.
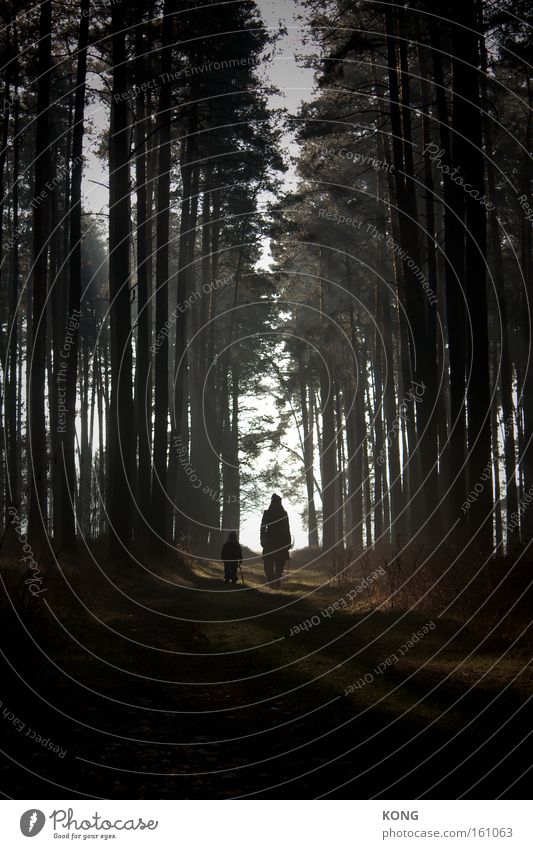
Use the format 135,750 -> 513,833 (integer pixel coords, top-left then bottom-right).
1,800 -> 531,848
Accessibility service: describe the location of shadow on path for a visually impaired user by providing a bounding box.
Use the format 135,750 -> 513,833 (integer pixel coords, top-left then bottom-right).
0,552 -> 531,799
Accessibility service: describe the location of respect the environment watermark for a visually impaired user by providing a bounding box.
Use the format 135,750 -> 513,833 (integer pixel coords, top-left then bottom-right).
367,224 -> 438,306
317,209 -> 437,306
114,56 -> 256,102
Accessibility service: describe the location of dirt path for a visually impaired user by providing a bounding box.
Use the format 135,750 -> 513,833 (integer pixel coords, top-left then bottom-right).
1,553 -> 531,799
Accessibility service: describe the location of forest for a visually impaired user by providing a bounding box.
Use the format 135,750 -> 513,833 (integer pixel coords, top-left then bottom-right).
0,0 -> 532,801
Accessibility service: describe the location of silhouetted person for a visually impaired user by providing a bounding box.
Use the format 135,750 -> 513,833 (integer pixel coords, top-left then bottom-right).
221,531 -> 242,584
261,494 -> 291,588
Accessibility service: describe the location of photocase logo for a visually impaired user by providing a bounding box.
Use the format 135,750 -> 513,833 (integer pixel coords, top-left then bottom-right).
20,810 -> 46,837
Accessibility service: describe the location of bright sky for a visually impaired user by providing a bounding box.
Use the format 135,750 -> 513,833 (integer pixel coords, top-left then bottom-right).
239,0 -> 317,549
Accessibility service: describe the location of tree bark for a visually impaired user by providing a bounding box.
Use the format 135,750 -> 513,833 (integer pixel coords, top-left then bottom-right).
0,27 -> 11,526
133,0 -> 152,549
59,0 -> 89,550
151,0 -> 173,548
108,1 -> 133,554
452,1 -> 492,552
479,39 -> 519,547
6,26 -> 18,518
384,2 -> 432,539
28,0 -> 52,550
299,350 -> 319,547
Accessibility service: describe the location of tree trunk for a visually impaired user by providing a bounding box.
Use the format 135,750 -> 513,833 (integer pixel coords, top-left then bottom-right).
108,1 -> 133,554
96,346 -> 105,537
480,39 -> 519,547
151,0 -> 173,549
79,340 -> 91,536
417,34 -> 442,541
0,30 -> 11,526
28,0 -> 52,551
171,103 -> 199,541
221,360 -> 240,534
429,12 -> 468,539
452,1 -> 492,552
519,79 -> 533,539
319,257 -> 338,554
491,346 -> 503,551
384,3 -> 433,539
49,163 -> 64,545
299,352 -> 319,547
133,0 -> 152,549
58,0 -> 89,550
362,399 -> 372,548
373,292 -> 384,542
6,29 -> 19,518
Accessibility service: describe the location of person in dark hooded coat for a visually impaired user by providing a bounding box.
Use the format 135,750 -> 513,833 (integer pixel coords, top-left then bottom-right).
260,494 -> 292,588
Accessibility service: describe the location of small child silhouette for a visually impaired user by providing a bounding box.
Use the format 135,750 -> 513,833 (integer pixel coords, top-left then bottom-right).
221,531 -> 242,584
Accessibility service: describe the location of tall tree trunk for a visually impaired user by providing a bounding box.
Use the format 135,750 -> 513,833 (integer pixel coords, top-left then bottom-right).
480,40 -> 519,546
373,293 -> 384,542
28,0 -> 52,550
170,103 -> 199,541
231,361 -> 240,533
429,11 -> 468,539
88,349 -> 97,537
334,383 -> 345,546
79,340 -> 90,535
189,173 -> 220,545
344,371 -> 363,552
320,354 -> 337,555
49,166 -> 63,544
96,346 -> 105,537
133,0 -> 152,548
319,253 -> 338,554
58,0 -> 89,550
343,286 -> 364,553
519,79 -> 533,539
151,0 -> 173,548
417,34 -> 442,541
373,127 -> 404,541
384,3 -> 431,540
380,286 -> 403,535
108,1 -> 133,554
451,1 -> 492,551
362,392 -> 372,549
221,360 -> 240,533
299,351 -> 319,547
6,26 -> 18,518
491,347 -> 503,551
0,29 -> 11,526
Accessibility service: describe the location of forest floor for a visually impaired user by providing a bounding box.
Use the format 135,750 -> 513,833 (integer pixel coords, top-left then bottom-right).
0,548 -> 532,799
